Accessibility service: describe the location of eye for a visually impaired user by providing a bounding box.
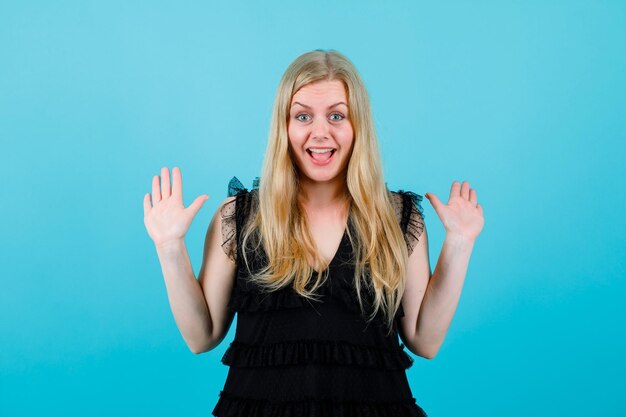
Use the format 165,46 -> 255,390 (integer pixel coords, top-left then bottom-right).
295,113 -> 310,122
330,113 -> 345,121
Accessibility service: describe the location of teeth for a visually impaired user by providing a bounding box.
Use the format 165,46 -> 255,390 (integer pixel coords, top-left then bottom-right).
308,148 -> 334,154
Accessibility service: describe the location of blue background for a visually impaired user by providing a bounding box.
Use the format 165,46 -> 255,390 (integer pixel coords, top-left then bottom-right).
1,1 -> 624,416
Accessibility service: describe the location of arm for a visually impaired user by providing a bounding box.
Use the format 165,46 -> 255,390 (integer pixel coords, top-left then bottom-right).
155,197 -> 237,354
398,181 -> 484,359
156,239 -> 212,354
399,231 -> 475,359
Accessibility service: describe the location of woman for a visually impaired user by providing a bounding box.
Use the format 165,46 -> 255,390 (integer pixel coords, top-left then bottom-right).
143,49 -> 484,416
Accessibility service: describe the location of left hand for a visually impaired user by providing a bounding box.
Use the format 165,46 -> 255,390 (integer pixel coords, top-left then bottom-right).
425,181 -> 484,242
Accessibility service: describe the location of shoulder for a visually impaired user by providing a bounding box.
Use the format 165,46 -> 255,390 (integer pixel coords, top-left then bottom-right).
219,176 -> 259,215
219,195 -> 237,218
388,191 -> 404,223
388,188 -> 426,257
388,189 -> 425,223
218,176 -> 259,263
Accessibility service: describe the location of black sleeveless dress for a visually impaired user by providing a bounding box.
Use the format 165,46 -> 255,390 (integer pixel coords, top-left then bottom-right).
212,176 -> 427,417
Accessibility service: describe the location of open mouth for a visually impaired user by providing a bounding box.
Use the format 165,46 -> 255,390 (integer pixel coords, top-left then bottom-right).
306,148 -> 336,165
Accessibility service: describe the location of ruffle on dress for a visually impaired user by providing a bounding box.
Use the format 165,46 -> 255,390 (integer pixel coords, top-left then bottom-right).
212,390 -> 428,417
220,176 -> 260,263
394,189 -> 426,257
221,338 -> 414,370
227,175 -> 259,197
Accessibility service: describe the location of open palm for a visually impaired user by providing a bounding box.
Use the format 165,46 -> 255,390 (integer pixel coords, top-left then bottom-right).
425,181 -> 484,242
143,166 -> 209,248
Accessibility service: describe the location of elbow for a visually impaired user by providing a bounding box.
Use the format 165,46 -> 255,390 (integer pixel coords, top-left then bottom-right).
187,338 -> 213,355
189,340 -> 216,354
421,350 -> 438,360
404,341 -> 437,360
188,336 -> 222,355
190,343 -> 213,355
412,342 -> 439,360
189,344 -> 205,355
425,344 -> 443,359
184,336 -> 204,354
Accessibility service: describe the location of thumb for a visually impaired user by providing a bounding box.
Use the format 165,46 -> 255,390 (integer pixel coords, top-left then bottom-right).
425,192 -> 445,213
187,194 -> 209,217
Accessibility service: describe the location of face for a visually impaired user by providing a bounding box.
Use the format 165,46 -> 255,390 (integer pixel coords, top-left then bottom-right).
287,79 -> 354,186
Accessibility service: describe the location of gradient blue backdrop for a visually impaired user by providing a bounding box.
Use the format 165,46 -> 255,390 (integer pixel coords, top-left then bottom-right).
1,1 -> 624,416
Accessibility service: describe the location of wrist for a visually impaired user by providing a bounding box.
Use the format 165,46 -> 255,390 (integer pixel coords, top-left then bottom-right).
155,238 -> 186,253
445,232 -> 476,247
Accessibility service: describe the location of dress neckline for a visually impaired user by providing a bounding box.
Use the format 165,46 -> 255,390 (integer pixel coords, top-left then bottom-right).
311,226 -> 348,274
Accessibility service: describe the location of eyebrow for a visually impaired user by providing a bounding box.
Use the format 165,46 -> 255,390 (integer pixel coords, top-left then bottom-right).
291,101 -> 349,110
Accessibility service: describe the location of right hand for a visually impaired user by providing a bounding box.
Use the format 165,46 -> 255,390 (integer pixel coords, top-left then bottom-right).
143,166 -> 209,249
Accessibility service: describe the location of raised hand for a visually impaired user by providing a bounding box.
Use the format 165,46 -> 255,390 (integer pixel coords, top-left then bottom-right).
143,167 -> 209,249
424,181 -> 484,242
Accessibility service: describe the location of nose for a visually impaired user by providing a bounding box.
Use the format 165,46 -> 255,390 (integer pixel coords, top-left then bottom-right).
311,115 -> 331,141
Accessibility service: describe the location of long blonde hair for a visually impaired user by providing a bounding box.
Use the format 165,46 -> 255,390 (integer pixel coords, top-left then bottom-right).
240,49 -> 409,335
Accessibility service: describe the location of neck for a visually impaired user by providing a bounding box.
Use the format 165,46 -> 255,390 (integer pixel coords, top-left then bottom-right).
298,175 -> 349,209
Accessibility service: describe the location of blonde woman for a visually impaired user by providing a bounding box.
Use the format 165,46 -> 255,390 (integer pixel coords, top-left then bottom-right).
143,49 -> 484,416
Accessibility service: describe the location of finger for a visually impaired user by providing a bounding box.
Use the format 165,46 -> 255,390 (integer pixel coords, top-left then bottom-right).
469,188 -> 477,205
161,167 -> 171,198
143,193 -> 152,216
425,192 -> 444,213
172,166 -> 182,201
152,175 -> 162,203
449,181 -> 461,201
461,181 -> 470,200
187,194 -> 210,218
477,203 -> 484,217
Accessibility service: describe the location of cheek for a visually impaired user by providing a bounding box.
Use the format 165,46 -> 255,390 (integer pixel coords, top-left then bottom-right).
287,136 -> 302,158
288,126 -> 306,147
339,125 -> 354,146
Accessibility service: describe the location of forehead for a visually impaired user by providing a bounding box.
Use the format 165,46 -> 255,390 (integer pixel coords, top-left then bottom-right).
290,80 -> 347,106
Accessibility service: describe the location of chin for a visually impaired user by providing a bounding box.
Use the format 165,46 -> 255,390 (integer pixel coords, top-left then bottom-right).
302,169 -> 348,184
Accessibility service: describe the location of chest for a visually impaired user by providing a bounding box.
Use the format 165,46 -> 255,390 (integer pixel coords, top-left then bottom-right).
309,220 -> 346,262
304,201 -> 349,270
